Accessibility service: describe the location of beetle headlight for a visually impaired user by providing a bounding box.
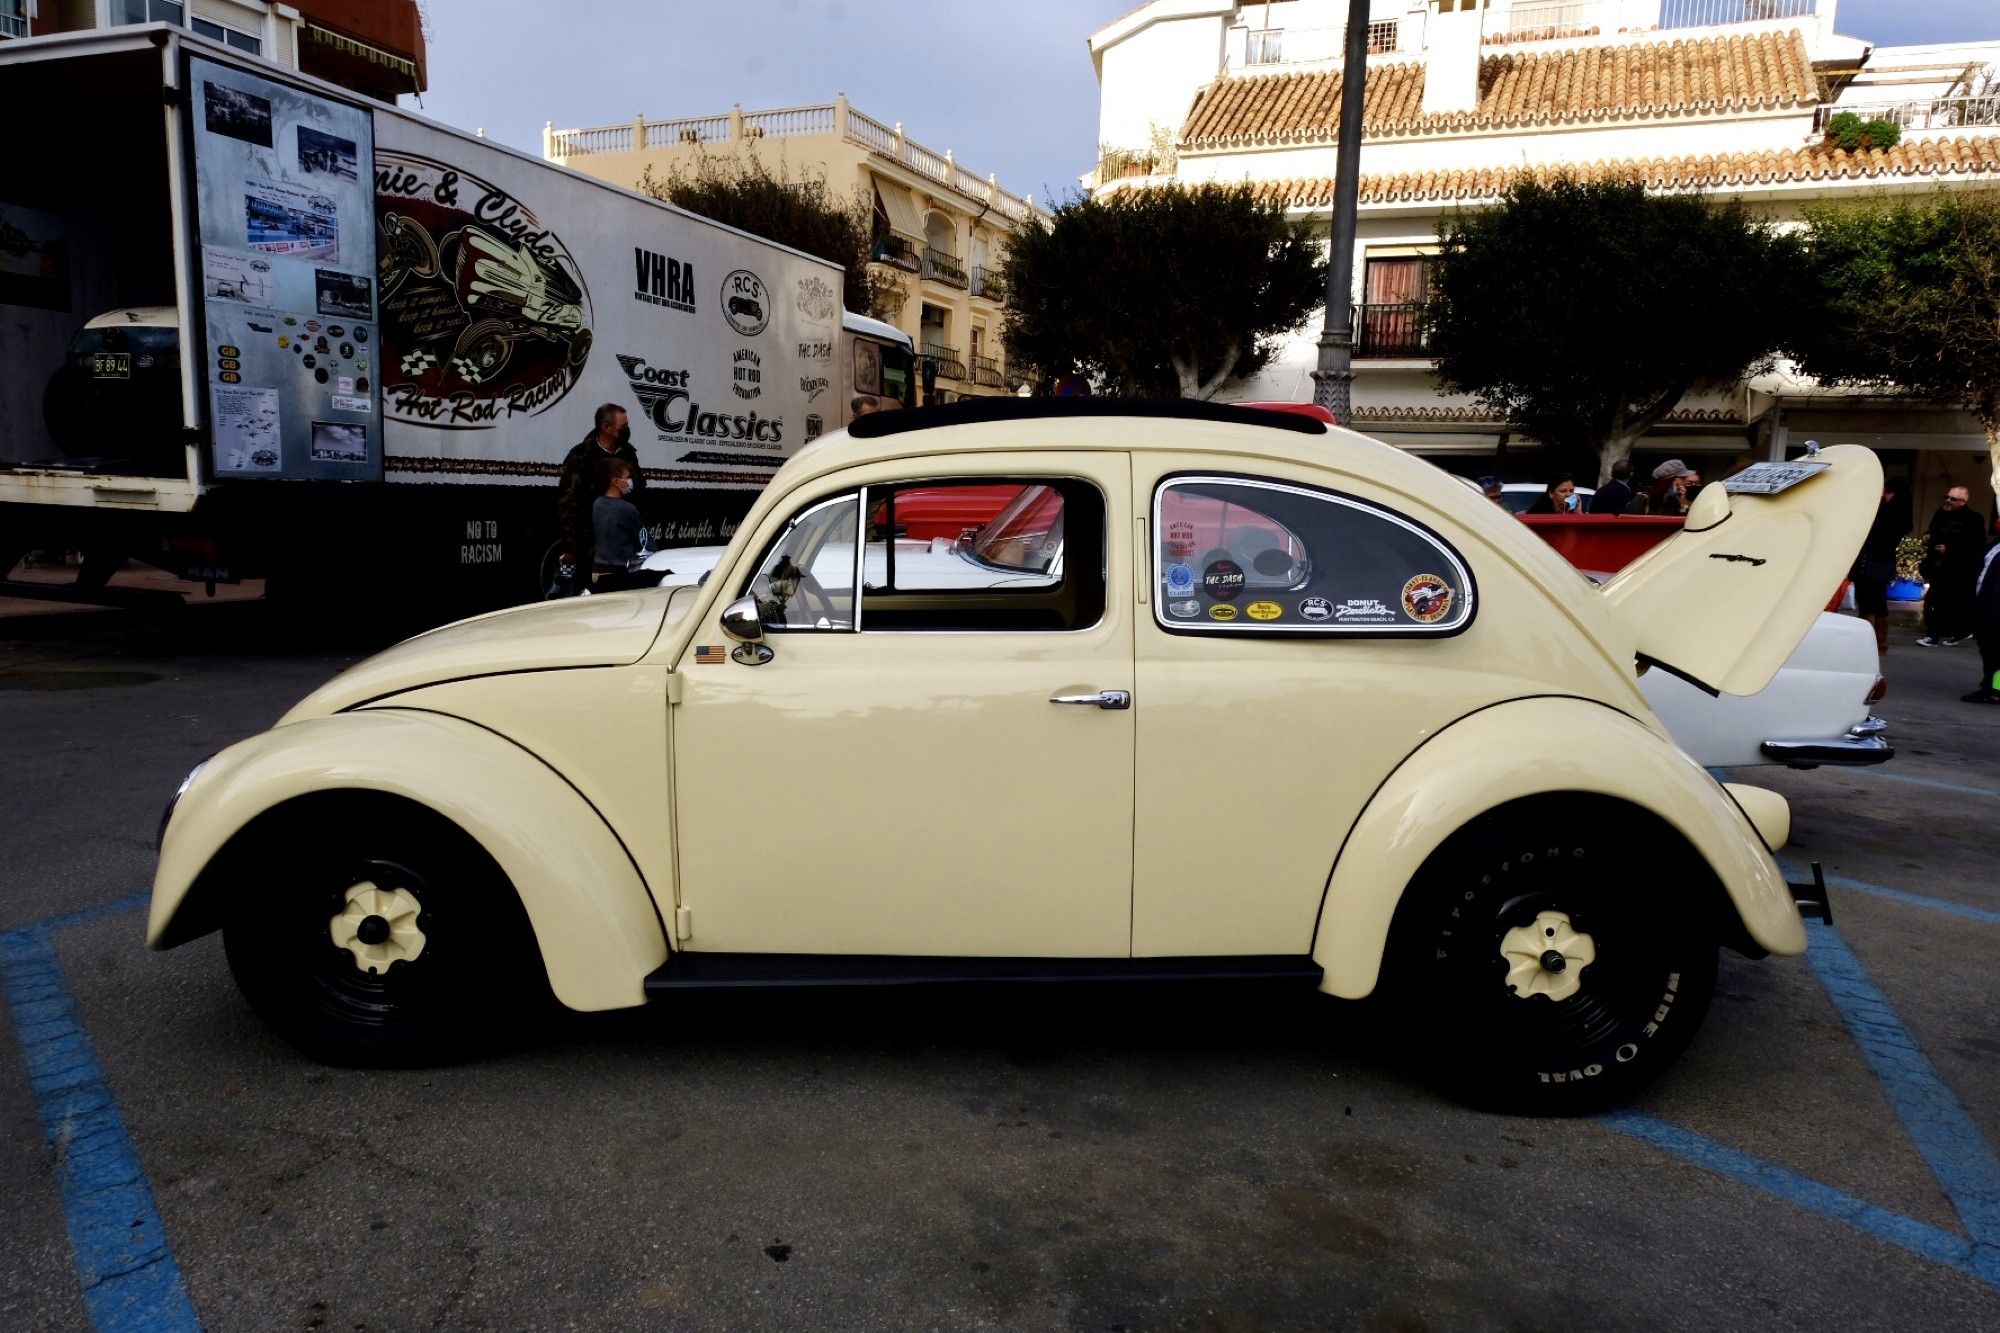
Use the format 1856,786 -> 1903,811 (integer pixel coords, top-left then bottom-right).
157,760 -> 207,851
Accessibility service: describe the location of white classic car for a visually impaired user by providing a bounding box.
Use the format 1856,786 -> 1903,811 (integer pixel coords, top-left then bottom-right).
1641,610 -> 1890,769
152,400 -> 1880,1112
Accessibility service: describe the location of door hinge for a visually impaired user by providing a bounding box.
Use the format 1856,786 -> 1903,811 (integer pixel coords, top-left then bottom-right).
673,905 -> 691,942
665,671 -> 684,705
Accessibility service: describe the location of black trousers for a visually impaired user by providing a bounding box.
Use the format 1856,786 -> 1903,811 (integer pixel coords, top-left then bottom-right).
1924,571 -> 1976,639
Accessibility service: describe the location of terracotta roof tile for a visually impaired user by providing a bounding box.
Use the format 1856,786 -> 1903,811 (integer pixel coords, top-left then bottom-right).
1242,138 -> 2000,207
1179,30 -> 1818,147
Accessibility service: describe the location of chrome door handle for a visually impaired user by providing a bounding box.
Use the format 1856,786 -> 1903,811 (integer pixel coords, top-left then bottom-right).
1050,690 -> 1131,710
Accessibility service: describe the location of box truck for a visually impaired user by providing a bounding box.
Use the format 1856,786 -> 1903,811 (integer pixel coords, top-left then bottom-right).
0,25 -> 915,611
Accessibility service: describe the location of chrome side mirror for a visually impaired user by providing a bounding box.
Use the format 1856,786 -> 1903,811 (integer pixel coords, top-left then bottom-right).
720,595 -> 764,643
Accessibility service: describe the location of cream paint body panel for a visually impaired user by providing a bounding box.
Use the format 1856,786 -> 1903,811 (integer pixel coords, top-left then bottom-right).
670,451 -> 1135,957
1130,453 -> 1648,957
1311,697 -> 1805,1001
1601,444 -> 1883,696
151,711 -> 668,1010
375,667 -> 679,931
278,588 -> 686,724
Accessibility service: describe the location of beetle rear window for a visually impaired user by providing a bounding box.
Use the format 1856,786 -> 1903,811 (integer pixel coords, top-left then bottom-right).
1153,476 -> 1473,634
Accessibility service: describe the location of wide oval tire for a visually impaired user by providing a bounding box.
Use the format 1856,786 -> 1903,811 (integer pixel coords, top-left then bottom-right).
221,803 -> 548,1066
1386,801 -> 1720,1114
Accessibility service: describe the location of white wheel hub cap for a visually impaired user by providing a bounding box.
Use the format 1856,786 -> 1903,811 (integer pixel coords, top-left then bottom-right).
329,882 -> 426,974
1501,910 -> 1595,1002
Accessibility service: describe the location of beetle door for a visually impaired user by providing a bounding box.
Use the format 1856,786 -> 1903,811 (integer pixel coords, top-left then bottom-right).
670,453 -> 1135,958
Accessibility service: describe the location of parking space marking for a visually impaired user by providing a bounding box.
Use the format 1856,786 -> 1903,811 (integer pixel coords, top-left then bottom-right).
1822,873 -> 2000,928
0,895 -> 199,1333
1601,1111 -> 2000,1288
1855,770 -> 2000,802
1801,918 -> 2000,1253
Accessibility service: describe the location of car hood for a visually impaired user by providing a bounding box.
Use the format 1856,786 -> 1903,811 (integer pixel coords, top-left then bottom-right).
279,587 -> 691,722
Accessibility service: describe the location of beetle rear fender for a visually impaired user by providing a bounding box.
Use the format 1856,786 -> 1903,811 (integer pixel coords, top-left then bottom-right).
152,710 -> 669,1012
1311,696 -> 1804,1000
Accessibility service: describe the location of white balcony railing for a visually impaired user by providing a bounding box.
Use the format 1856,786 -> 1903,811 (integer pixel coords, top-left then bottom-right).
1814,95 -> 2000,135
1500,0 -> 1817,40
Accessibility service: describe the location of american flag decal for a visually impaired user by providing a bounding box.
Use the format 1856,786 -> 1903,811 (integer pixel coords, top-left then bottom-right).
694,645 -> 726,665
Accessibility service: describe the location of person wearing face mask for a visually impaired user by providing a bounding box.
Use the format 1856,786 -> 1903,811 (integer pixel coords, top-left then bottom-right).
590,456 -> 655,591
1523,473 -> 1575,514
556,403 -> 644,594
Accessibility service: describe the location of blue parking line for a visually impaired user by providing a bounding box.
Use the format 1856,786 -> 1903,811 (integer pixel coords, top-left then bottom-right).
1822,873 -> 2000,928
1800,917 -> 2000,1253
0,902 -> 199,1332
1601,1111 -> 2000,1288
1855,770 -> 2000,802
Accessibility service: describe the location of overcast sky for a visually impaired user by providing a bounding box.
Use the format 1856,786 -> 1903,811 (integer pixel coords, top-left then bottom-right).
416,0 -> 1999,207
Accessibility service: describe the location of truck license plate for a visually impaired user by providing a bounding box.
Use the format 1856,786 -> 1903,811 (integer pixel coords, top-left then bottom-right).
91,353 -> 131,379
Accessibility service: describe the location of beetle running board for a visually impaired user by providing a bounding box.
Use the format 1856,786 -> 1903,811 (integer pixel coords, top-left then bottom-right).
643,952 -> 1325,992
1789,861 -> 1834,925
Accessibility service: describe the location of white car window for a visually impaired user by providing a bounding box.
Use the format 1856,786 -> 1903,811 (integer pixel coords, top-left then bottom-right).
1154,476 -> 1475,634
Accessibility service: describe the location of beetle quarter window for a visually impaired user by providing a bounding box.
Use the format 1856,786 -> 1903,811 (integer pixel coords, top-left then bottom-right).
858,479 -> 1105,631
746,492 -> 860,630
1153,476 -> 1473,634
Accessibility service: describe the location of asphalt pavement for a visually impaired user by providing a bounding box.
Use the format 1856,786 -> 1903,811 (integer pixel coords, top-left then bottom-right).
1,599 -> 1996,1330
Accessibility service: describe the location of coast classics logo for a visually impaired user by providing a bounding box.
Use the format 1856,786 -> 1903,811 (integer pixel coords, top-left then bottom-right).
618,353 -> 785,450
633,247 -> 695,313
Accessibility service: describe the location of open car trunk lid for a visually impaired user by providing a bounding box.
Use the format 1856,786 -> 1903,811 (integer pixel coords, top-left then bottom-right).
1599,444 -> 1882,697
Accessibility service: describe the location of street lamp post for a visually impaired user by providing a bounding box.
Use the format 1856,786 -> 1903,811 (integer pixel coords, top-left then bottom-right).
1310,0 -> 1373,427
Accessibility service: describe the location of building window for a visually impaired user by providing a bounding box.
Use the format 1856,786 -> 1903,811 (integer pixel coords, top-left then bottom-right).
0,1 -> 28,40
1359,256 -> 1434,359
120,0 -> 185,25
1246,28 -> 1283,65
192,15 -> 262,53
1367,19 -> 1398,53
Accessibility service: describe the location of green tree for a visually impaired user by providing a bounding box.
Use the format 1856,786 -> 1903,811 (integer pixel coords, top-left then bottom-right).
639,153 -> 893,319
1426,177 -> 1809,479
1793,194 -> 2000,495
1000,183 -> 1326,398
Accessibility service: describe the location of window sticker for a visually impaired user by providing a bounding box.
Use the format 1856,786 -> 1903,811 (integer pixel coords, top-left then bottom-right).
1152,475 -> 1473,635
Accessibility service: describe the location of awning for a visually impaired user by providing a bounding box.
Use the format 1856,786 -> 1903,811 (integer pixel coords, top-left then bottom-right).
302,20 -> 420,87
875,178 -> 924,238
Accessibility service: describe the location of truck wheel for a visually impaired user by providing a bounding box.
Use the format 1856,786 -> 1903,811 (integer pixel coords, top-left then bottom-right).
1388,808 -> 1718,1113
221,807 -> 546,1066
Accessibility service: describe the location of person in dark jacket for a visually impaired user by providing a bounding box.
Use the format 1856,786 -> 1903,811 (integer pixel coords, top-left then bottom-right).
1523,473 -> 1575,514
556,403 -> 643,593
1918,486 -> 1987,646
1588,458 -> 1633,515
591,456 -> 654,592
1851,484 -> 1910,655
1964,536 -> 2000,704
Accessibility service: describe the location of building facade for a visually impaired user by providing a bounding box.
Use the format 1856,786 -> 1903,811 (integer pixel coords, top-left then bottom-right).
546,97 -> 1045,402
1089,0 -> 2000,516
3,0 -> 425,99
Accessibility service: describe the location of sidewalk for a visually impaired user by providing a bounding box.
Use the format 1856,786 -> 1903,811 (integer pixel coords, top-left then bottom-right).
0,560 -> 265,619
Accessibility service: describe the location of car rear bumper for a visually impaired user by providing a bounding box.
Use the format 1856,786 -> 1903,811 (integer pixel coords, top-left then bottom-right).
1759,716 -> 1893,767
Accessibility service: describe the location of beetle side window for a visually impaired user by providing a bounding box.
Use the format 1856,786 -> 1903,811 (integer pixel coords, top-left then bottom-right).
1153,476 -> 1473,634
746,492 -> 860,630
857,478 -> 1104,631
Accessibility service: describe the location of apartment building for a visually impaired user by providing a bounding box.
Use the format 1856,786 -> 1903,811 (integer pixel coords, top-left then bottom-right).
1090,0 -> 2000,511
2,0 -> 424,99
547,97 -> 1047,402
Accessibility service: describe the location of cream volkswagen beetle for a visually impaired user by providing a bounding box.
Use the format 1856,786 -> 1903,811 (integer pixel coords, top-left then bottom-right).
151,401 -> 1877,1111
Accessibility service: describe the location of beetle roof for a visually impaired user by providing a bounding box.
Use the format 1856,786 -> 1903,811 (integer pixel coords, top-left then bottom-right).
846,397 -> 1329,440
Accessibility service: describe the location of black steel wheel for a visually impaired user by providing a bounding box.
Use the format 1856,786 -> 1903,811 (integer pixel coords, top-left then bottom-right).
221,804 -> 544,1066
1388,800 -> 1719,1113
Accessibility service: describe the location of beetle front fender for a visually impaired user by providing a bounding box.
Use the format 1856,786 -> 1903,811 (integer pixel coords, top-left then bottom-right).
152,709 -> 668,1012
1312,696 -> 1805,1000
